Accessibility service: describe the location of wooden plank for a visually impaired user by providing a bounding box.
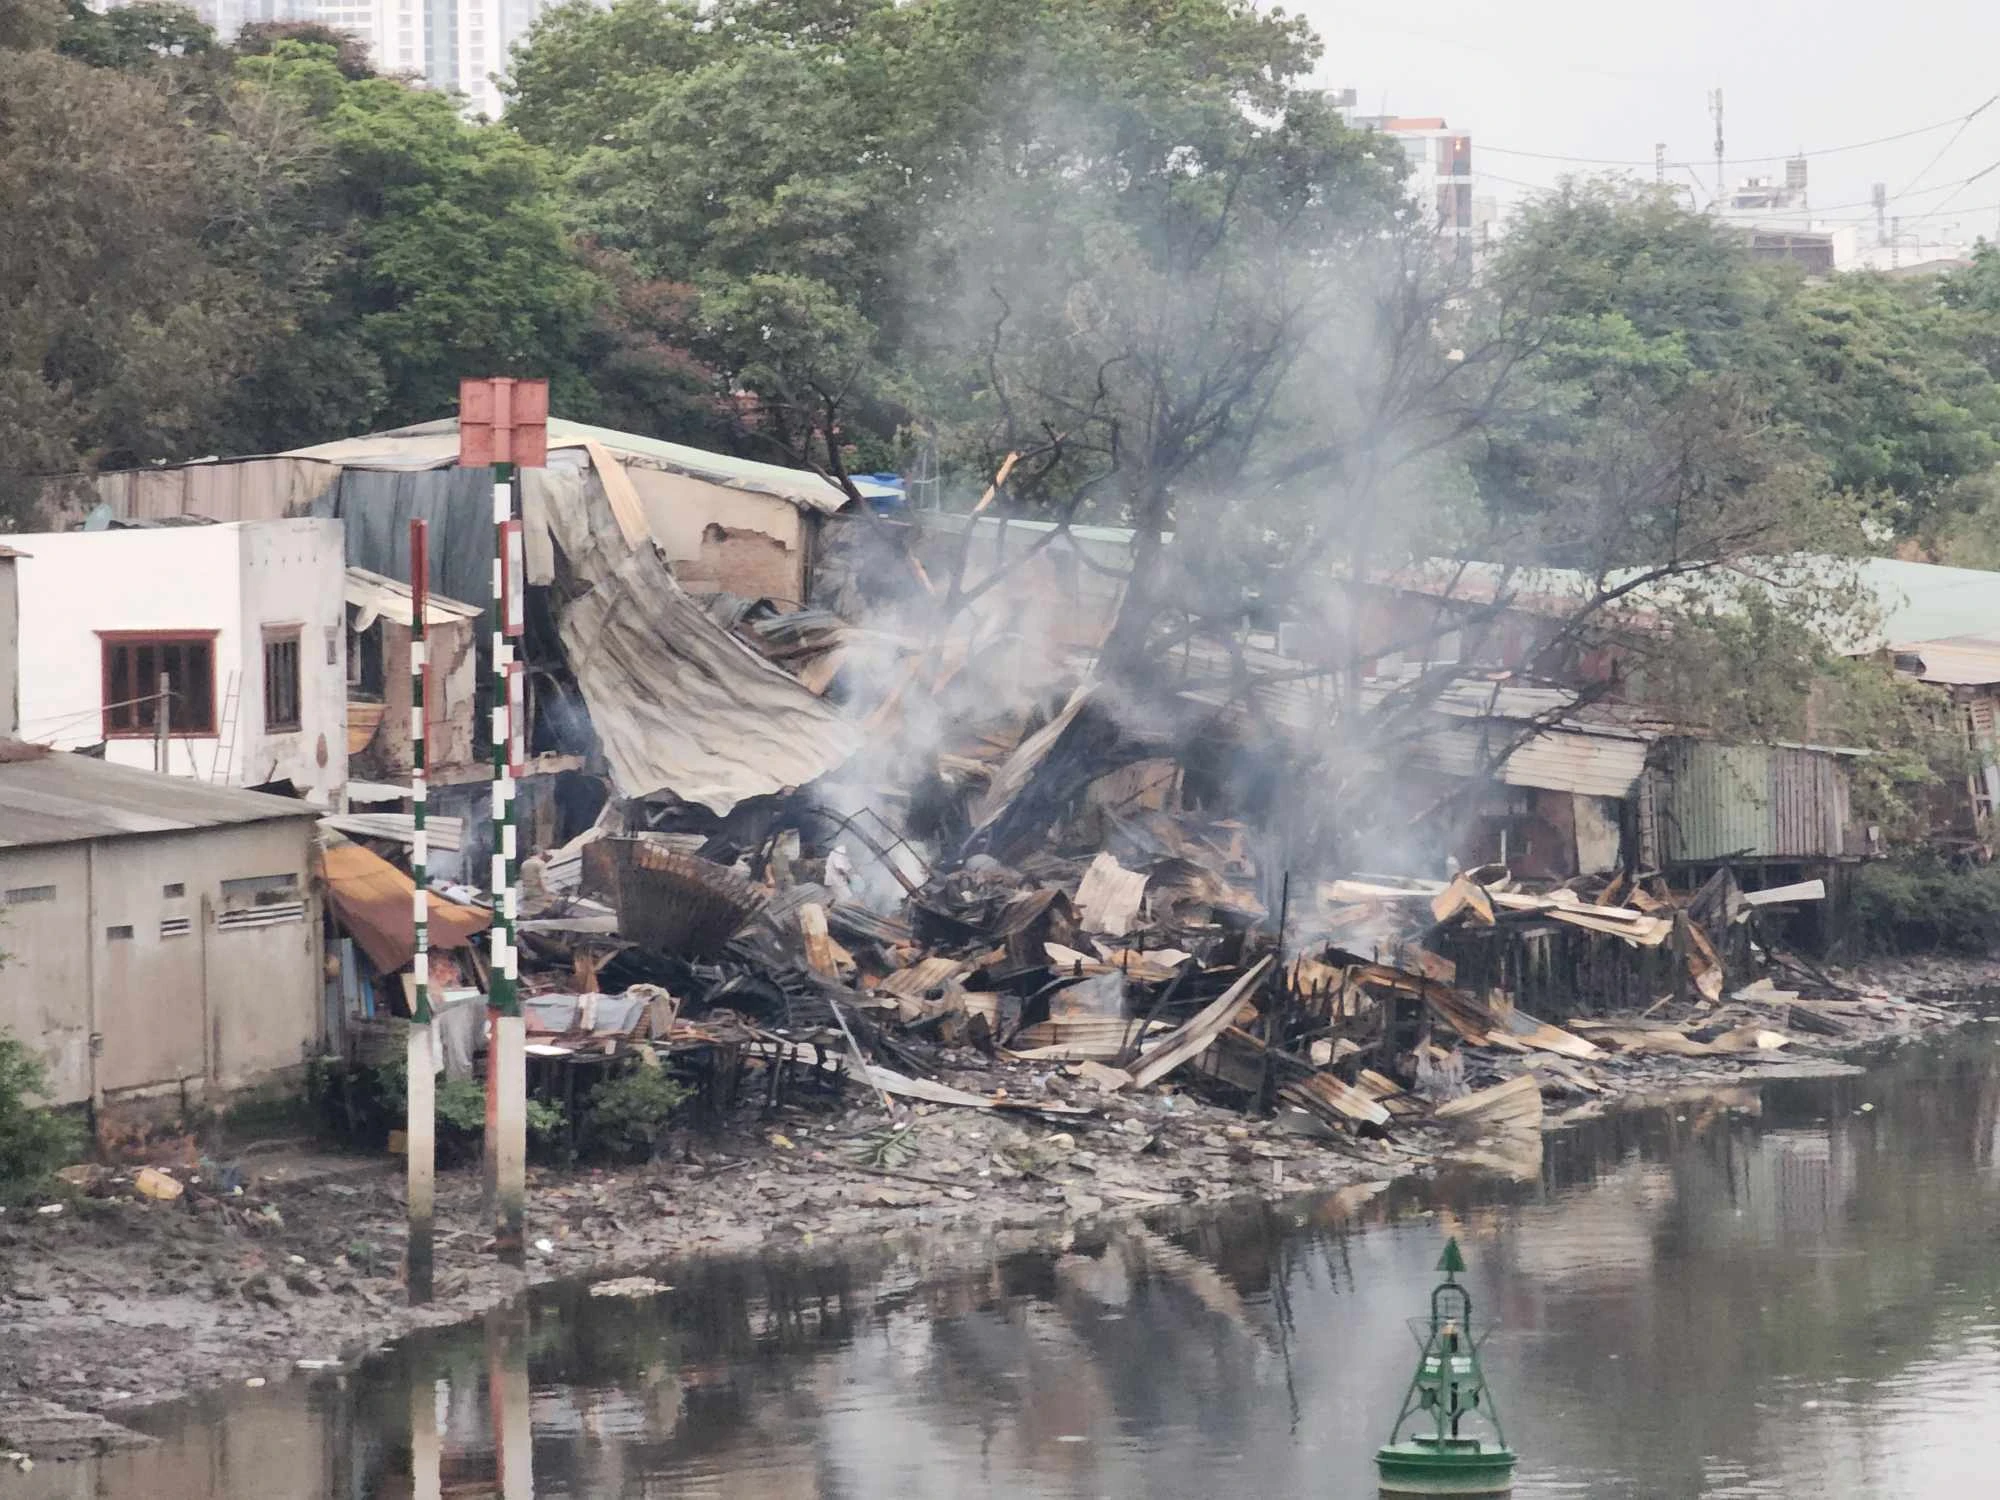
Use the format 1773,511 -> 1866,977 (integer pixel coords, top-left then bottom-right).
1430,873 -> 1496,926
1742,879 -> 1827,906
1127,957 -> 1275,1089
1433,1074 -> 1544,1131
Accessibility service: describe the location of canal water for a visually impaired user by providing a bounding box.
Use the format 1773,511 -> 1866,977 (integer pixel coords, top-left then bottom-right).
26,1027 -> 2000,1499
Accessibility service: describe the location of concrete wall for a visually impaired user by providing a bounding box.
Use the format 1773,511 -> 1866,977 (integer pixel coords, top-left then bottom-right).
630,469 -> 810,603
0,554 -> 17,738
0,844 -> 92,1102
0,819 -> 321,1107
238,518 -> 348,804
10,522 -> 347,801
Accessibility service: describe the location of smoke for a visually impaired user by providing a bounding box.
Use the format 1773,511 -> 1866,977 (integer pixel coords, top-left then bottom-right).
803,62 -> 1521,888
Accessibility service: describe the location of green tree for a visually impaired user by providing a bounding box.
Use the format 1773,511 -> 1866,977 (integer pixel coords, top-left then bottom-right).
57,0 -> 213,70
1483,182 -> 2000,538
222,40 -> 603,443
0,34 -> 268,516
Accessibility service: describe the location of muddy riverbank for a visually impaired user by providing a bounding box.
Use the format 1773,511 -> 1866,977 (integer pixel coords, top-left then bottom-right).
0,979 -> 1979,1463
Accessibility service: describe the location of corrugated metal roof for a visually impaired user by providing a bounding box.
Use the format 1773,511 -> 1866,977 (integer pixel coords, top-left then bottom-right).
286,417 -> 900,512
345,567 -> 481,629
1409,723 -> 1650,797
558,544 -> 859,813
1855,558 -> 2000,645
0,747 -> 321,848
1893,633 -> 2000,686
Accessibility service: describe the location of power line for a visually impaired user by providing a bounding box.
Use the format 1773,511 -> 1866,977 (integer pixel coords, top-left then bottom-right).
1889,97 -> 1998,200
1477,97 -> 1999,170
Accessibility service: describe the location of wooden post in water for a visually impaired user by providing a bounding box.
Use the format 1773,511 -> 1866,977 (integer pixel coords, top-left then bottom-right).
487,1307 -> 534,1500
460,377 -> 545,1269
406,517 -> 436,1305
410,1371 -> 442,1500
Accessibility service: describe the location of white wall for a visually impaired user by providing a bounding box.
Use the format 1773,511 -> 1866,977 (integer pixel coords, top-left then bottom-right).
12,527 -> 245,780
239,518 -> 349,805
12,522 -> 348,802
0,556 -> 18,739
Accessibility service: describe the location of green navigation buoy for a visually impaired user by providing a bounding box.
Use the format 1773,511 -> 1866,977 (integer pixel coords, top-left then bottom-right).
1374,1238 -> 1517,1498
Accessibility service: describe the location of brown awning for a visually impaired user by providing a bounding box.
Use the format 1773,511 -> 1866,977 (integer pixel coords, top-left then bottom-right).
320,842 -> 489,974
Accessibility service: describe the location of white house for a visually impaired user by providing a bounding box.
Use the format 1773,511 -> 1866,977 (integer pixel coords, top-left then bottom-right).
10,520 -> 349,806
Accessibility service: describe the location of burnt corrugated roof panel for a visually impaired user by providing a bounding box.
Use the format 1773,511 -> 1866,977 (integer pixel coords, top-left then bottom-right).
0,748 -> 321,848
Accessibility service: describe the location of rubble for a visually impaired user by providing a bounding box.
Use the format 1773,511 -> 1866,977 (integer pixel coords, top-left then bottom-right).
294,518 -> 1966,1214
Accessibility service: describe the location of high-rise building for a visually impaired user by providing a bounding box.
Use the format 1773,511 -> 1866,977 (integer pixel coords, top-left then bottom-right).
91,0 -> 561,117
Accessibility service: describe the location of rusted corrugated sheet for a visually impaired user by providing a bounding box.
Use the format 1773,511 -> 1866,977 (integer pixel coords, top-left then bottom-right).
1651,739 -> 1854,862
320,842 -> 489,973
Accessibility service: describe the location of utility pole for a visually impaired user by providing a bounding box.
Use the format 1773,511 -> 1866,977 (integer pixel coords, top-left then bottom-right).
458,376 -> 547,1270
154,671 -> 169,774
1709,88 -> 1725,206
406,517 -> 435,1306
1873,182 -> 1889,246
1654,142 -> 1666,185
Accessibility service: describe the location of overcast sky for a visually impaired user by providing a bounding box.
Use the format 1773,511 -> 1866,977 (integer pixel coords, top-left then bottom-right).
1293,0 -> 2000,243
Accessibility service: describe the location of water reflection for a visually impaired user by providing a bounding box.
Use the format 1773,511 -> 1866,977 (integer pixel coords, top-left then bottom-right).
38,1030 -> 2000,1499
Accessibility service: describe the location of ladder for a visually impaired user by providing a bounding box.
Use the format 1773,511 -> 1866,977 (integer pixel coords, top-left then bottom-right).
211,671 -> 241,783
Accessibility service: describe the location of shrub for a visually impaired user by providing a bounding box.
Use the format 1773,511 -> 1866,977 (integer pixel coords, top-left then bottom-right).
1850,858 -> 2000,954
0,1031 -> 83,1204
583,1060 -> 691,1162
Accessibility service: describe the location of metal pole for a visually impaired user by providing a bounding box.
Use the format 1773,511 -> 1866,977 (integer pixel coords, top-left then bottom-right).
485,462 -> 525,1266
155,671 -> 169,774
407,518 -> 435,1305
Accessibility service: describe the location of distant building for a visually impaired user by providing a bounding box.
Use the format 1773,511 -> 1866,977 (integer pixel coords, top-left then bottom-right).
1716,158 -> 1974,273
90,0 -> 556,118
1336,97 -> 1477,244
9,519 -> 349,806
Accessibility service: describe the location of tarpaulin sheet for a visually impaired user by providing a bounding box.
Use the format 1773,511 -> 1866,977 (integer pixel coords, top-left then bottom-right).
321,842 -> 491,975
312,467 -> 498,629
558,544 -> 859,813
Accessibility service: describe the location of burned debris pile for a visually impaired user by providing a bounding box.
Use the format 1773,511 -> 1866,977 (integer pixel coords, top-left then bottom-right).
308,463 -> 1919,1174
323,701 -> 1910,1174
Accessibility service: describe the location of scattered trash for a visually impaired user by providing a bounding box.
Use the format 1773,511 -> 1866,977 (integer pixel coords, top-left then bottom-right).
133,1167 -> 184,1203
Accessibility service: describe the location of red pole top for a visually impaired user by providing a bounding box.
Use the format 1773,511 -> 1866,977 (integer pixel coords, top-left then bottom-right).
409,517 -> 430,628
458,377 -> 549,468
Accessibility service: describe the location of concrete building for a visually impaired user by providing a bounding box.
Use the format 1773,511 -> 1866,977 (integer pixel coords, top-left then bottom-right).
1343,106 -> 1477,244
10,520 -> 348,807
0,746 -> 324,1109
1717,161 -> 1975,273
